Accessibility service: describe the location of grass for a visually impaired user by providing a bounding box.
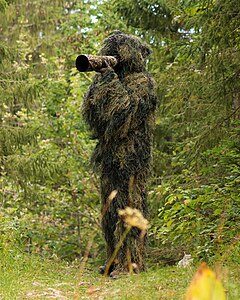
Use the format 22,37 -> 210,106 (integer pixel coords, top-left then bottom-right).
0,251 -> 240,299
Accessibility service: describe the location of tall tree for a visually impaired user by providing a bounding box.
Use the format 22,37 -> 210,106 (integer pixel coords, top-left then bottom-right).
0,0 -> 108,259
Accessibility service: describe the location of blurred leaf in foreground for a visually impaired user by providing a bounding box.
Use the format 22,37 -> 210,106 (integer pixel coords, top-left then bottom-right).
185,262 -> 226,300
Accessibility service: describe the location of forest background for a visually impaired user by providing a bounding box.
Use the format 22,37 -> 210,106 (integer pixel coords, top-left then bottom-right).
0,0 -> 239,294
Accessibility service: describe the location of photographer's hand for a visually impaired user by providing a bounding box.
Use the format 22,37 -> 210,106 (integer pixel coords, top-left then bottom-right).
99,62 -> 116,81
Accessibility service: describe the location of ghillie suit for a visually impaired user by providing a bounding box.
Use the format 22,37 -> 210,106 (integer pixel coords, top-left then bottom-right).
82,31 -> 157,275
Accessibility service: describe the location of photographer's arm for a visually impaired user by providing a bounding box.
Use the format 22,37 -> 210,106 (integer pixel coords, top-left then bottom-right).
82,68 -> 157,140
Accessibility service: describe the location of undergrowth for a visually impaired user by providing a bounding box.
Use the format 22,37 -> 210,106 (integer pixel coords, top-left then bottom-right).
0,250 -> 239,299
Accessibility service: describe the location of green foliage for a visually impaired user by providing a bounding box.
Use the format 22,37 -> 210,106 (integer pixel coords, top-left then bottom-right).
0,0 -> 106,260
0,0 -> 239,267
149,127 -> 240,262
112,0 -> 240,263
0,0 -> 7,12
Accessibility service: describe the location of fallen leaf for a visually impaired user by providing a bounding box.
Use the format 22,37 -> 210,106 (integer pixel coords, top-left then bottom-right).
86,286 -> 100,295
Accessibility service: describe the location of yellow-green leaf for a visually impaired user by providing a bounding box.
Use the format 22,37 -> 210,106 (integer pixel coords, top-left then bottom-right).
186,263 -> 226,300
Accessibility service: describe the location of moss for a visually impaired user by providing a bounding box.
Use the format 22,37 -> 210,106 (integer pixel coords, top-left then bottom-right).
82,31 -> 157,274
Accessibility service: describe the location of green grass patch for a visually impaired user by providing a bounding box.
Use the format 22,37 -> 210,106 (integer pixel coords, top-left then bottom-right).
0,251 -> 239,299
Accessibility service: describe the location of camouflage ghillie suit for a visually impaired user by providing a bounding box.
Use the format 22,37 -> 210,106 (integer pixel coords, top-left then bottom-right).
82,31 -> 157,274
